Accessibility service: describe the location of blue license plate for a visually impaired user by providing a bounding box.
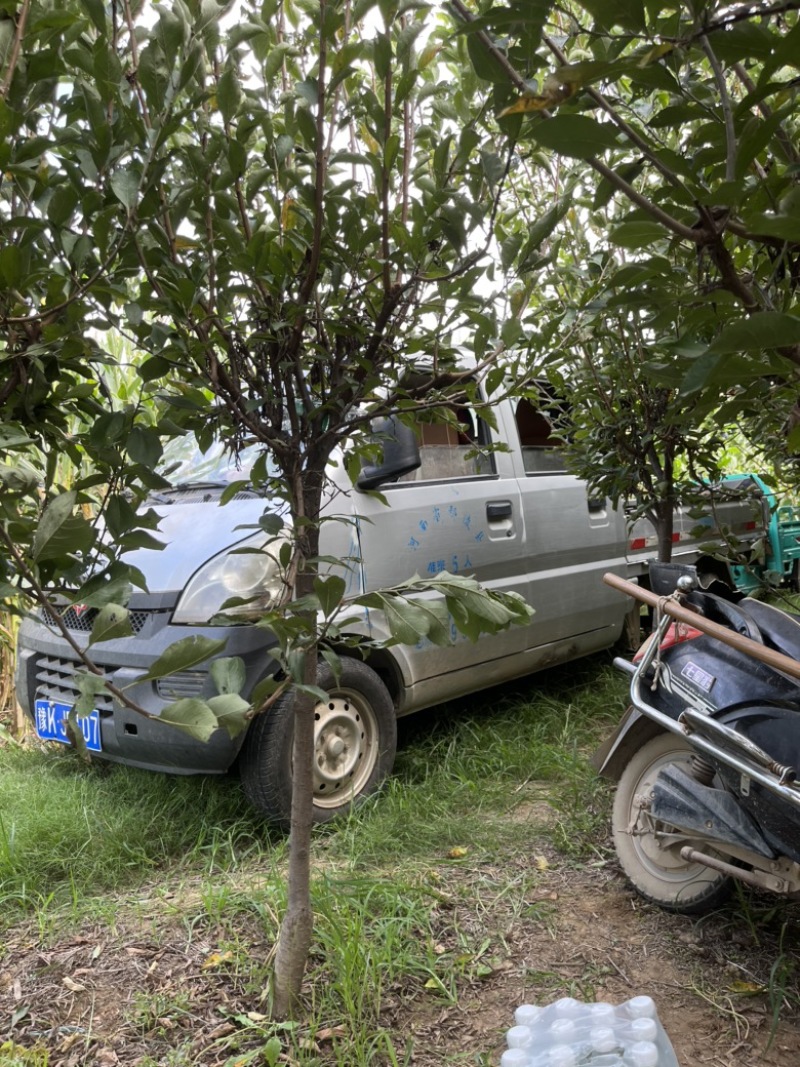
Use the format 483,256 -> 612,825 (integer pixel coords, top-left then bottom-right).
34,699 -> 103,753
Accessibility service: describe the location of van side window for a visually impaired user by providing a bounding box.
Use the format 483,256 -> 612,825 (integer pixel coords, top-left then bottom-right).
515,399 -> 567,474
400,403 -> 495,482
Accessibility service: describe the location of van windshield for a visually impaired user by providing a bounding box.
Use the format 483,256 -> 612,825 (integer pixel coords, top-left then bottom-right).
158,435 -> 270,487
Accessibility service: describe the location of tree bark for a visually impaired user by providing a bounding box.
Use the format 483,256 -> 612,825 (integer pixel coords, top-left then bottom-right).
270,474 -> 324,1020
655,498 -> 676,563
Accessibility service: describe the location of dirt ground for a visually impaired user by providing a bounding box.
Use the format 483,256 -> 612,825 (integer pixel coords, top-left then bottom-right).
1,853 -> 799,1067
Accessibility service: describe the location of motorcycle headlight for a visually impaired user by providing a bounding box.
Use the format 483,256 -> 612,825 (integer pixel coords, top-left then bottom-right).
172,534 -> 285,624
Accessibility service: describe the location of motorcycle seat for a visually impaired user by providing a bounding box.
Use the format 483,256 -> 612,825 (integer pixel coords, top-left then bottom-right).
740,598 -> 800,659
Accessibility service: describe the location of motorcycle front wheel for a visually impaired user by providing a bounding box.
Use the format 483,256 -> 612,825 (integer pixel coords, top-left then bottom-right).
612,732 -> 732,915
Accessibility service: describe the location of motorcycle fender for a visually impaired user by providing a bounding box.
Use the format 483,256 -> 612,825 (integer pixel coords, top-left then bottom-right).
591,706 -> 665,781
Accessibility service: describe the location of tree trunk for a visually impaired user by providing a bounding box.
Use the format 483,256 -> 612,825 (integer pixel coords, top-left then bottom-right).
270,475 -> 324,1020
654,498 -> 675,562
270,649 -> 316,1019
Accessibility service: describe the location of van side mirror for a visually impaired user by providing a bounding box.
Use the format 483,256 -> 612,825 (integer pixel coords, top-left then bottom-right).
357,417 -> 421,490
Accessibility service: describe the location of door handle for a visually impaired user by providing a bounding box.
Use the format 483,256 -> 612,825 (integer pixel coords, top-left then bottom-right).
588,496 -> 607,513
487,500 -> 513,521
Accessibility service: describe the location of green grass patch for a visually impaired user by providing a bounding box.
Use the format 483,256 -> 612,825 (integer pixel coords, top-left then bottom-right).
0,743 -> 276,921
0,653 -> 625,933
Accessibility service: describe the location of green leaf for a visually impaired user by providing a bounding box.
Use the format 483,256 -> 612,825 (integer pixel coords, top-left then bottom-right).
217,63 -> 242,123
608,220 -> 666,249
314,575 -> 346,618
135,635 -> 228,684
207,693 -> 251,738
210,656 -> 246,695
259,512 -> 285,536
529,115 -> 619,160
79,0 -> 107,33
110,169 -> 140,212
466,32 -> 508,84
706,312 -> 800,355
158,698 -> 220,742
127,425 -> 163,470
88,604 -> 133,646
574,0 -> 645,31
73,671 -> 108,718
32,491 -> 76,561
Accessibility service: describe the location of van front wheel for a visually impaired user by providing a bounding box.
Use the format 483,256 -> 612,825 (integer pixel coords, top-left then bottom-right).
239,658 -> 397,829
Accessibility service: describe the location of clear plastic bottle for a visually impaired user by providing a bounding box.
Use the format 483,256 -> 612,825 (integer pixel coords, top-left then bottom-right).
628,1040 -> 659,1067
590,1027 -> 618,1054
515,1004 -> 542,1028
501,1048 -> 532,1067
628,1017 -> 658,1043
506,1025 -> 533,1050
548,1018 -> 576,1045
589,1002 -> 617,1026
626,996 -> 657,1019
547,1046 -> 578,1067
553,997 -> 582,1018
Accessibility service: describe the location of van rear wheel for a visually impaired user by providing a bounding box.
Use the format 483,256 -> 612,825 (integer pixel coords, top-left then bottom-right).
239,657 -> 397,829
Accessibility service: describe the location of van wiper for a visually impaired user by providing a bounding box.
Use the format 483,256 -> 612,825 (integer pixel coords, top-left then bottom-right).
174,479 -> 229,490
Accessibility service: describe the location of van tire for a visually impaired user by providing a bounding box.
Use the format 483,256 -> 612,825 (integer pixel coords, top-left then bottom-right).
239,657 -> 397,829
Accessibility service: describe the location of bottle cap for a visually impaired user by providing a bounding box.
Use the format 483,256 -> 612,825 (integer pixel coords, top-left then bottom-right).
514,1004 -> 542,1027
630,1017 -> 658,1042
500,1050 -> 531,1067
627,996 -> 656,1019
630,1040 -> 659,1067
590,1027 -> 617,1053
554,997 -> 582,1017
505,1025 -> 533,1050
589,1002 -> 616,1023
549,1018 -> 575,1044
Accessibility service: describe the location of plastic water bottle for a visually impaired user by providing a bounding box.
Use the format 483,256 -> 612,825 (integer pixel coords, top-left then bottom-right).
501,1049 -> 531,1067
553,997 -> 582,1018
626,996 -> 656,1019
506,1025 -> 533,1050
628,1017 -> 658,1043
588,1002 -> 617,1026
628,1041 -> 659,1067
515,1004 -> 542,1027
547,1046 -> 577,1067
548,1018 -> 576,1045
590,1027 -> 618,1054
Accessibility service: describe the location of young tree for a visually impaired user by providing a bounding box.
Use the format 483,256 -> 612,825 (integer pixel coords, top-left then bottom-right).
1,0 -> 533,1017
452,0 -> 800,493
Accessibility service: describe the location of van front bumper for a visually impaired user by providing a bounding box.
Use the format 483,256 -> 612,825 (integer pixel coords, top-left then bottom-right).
15,604 -> 278,775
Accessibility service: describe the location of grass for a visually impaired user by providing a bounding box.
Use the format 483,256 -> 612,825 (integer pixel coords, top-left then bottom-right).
0,655 -> 623,925
3,651 -> 797,1064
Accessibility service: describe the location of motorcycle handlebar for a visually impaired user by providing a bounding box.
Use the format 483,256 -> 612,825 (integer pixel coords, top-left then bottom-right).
603,571 -> 800,682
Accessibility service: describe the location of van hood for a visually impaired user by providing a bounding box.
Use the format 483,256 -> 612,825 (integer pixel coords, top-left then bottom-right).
125,496 -> 274,598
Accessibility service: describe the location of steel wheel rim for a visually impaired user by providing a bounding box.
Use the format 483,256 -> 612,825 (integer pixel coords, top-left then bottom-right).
312,688 -> 379,808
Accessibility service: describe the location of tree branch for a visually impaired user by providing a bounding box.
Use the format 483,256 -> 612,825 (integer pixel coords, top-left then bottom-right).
701,35 -> 736,183
0,0 -> 30,99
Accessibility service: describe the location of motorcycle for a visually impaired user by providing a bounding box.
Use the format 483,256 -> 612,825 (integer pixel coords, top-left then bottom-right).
595,563 -> 800,914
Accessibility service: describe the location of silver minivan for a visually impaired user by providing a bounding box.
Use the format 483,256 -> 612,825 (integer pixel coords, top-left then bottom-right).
17,389 -> 631,825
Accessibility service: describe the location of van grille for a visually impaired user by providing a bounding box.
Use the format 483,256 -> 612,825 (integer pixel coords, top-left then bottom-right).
34,655 -> 115,713
40,606 -> 150,635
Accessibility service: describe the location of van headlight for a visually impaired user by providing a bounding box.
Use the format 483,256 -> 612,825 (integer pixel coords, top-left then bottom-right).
172,535 -> 285,624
